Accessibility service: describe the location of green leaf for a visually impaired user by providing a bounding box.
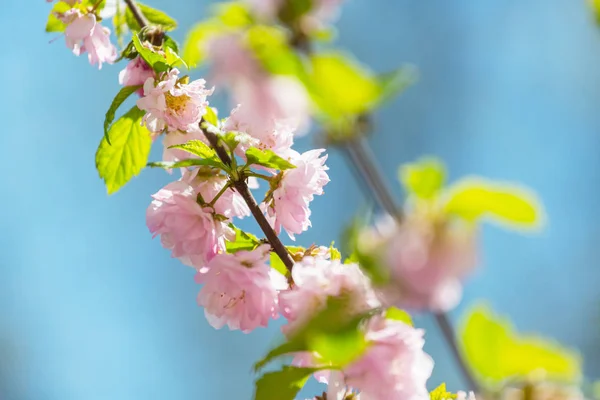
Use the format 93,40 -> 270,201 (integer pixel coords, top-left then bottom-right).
329,242 -> 342,260
125,2 -> 177,31
214,1 -> 254,27
220,132 -> 240,152
247,25 -> 307,78
460,303 -> 582,387
430,384 -> 457,400
277,0 -> 313,24
203,107 -> 219,126
226,225 -> 261,253
113,1 -> 128,48
384,307 -> 413,326
147,158 -> 226,170
163,35 -> 179,54
443,178 -> 545,229
377,65 -> 418,105
45,2 -> 71,33
164,47 -> 187,69
309,52 -> 381,119
170,140 -> 217,159
590,0 -> 600,23
255,296 -> 368,372
269,252 -> 289,277
399,157 -> 446,200
96,107 -> 152,194
182,20 -> 225,68
104,85 -> 142,145
246,148 -> 296,170
132,34 -> 170,73
342,217 -> 389,285
254,366 -> 320,400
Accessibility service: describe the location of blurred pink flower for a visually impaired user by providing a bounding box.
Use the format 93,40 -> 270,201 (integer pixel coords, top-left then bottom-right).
206,34 -> 311,134
195,244 -> 287,333
61,10 -> 117,69
119,56 -> 155,95
146,180 -> 233,269
341,316 -> 433,400
263,149 -> 329,239
361,216 -> 478,312
137,68 -> 213,133
279,257 -> 379,336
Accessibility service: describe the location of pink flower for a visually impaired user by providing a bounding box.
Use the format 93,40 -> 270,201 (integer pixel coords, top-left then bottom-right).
362,216 -> 477,312
206,34 -> 311,134
183,169 -> 251,219
263,149 -> 329,239
457,392 -> 477,400
279,258 -> 380,336
195,245 -> 287,333
146,180 -> 233,269
244,0 -> 344,32
340,316 -> 434,400
119,56 -> 155,95
137,68 -> 213,134
223,105 -> 295,159
62,10 -> 117,69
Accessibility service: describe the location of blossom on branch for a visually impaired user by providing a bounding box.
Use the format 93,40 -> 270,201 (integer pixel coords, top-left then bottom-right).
119,56 -> 155,95
137,68 -> 213,134
195,244 -> 287,333
59,9 -> 117,69
146,180 -> 233,269
262,149 -> 329,239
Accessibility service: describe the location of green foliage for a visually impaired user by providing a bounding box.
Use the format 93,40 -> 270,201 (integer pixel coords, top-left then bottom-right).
399,157 -> 446,200
384,307 -> 413,326
430,383 -> 457,400
147,158 -> 226,170
254,366 -> 321,400
163,35 -> 180,54
45,2 -> 71,33
96,107 -> 151,194
460,303 -> 582,387
182,2 -> 253,68
342,217 -> 389,285
131,34 -> 170,72
168,140 -> 227,170
245,148 -> 296,170
104,85 -> 142,144
589,0 -> 600,23
255,296 -> 367,372
203,107 -> 219,126
269,252 -> 289,276
226,225 -> 261,253
309,52 -> 381,119
277,0 -> 313,24
125,2 -> 177,32
113,1 -> 127,48
443,178 -> 545,229
246,25 -> 307,78
377,65 -> 418,104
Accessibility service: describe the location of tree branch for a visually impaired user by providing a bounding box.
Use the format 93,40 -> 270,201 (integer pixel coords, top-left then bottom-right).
124,0 -> 149,28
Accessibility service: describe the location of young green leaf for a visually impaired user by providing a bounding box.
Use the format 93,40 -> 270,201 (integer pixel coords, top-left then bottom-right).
443,178 -> 545,230
132,34 -> 170,73
169,140 -> 217,159
246,148 -> 296,170
104,85 -> 142,144
384,307 -> 413,326
247,25 -> 307,78
399,157 -> 446,200
430,383 -> 457,400
377,65 -> 418,105
147,158 -> 226,170
163,35 -> 179,54
254,367 -> 321,400
203,107 -> 219,127
214,2 -> 254,27
182,21 -> 225,68
125,2 -> 178,31
269,252 -> 289,276
45,2 -> 71,32
226,225 -> 261,253
460,303 -> 582,387
96,107 -> 152,194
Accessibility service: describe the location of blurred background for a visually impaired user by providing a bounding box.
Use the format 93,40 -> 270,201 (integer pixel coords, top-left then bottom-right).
2,0 -> 600,398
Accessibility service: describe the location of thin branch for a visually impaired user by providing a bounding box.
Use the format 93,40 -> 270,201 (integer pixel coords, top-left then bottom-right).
202,128 -> 296,274
123,0 -> 149,28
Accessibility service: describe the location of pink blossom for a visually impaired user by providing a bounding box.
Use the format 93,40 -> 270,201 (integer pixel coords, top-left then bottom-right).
119,56 -> 155,95
146,180 -> 233,269
223,105 -> 295,159
340,316 -> 433,400
206,34 -> 311,134
457,392 -> 477,400
195,244 -> 287,333
362,216 -> 477,312
183,169 -> 251,219
137,68 -> 213,134
279,258 -> 380,336
263,149 -> 329,239
62,11 -> 117,69
243,0 -> 344,32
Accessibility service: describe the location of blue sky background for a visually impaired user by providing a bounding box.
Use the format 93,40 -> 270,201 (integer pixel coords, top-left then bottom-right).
2,0 -> 600,398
